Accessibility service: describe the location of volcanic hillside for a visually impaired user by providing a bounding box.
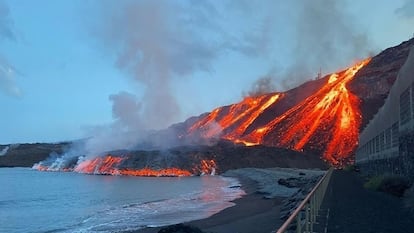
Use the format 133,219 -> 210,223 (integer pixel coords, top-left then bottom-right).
7,38 -> 414,175
173,38 -> 414,166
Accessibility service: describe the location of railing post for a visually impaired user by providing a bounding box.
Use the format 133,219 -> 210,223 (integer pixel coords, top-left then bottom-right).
296,211 -> 302,233
312,194 -> 316,222
276,168 -> 334,233
305,203 -> 310,233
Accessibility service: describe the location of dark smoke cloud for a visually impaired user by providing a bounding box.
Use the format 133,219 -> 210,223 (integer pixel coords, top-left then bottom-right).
243,0 -> 372,94
0,0 -> 20,98
395,0 -> 414,19
245,75 -> 277,97
281,0 -> 371,89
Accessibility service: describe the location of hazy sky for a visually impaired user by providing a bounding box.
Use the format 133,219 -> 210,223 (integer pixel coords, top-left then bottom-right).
0,0 -> 413,144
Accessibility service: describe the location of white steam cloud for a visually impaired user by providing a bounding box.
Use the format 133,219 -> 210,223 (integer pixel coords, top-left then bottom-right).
79,0 -> 273,156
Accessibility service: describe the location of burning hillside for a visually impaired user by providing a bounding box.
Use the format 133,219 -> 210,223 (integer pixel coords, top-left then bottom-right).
183,39 -> 414,166
187,59 -> 370,165
26,39 -> 414,174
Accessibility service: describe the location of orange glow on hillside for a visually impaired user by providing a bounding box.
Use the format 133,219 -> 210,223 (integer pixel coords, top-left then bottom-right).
75,156 -> 124,174
188,93 -> 282,142
188,58 -> 371,164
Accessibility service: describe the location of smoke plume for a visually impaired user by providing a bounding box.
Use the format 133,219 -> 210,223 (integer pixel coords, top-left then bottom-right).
245,75 -> 277,97
0,0 -> 20,98
281,0 -> 371,89
73,0 -> 240,157
98,0 -> 283,139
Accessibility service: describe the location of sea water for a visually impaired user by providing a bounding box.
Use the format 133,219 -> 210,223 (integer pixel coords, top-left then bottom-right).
0,168 -> 245,233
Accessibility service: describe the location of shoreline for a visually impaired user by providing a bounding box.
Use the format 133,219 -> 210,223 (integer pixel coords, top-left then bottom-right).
131,168 -> 324,233
133,175 -> 284,233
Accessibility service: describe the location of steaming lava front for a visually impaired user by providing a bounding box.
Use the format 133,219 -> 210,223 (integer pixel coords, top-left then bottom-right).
34,155 -> 217,177
187,59 -> 371,165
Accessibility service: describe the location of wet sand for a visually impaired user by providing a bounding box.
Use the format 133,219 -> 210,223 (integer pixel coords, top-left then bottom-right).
131,168 -> 324,233
133,175 -> 284,233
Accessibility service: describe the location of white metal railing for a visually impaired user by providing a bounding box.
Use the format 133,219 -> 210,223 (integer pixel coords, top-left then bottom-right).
276,168 -> 333,233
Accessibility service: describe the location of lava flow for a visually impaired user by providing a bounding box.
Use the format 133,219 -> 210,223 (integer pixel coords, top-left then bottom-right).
36,155 -> 217,177
188,58 -> 371,165
188,93 -> 282,141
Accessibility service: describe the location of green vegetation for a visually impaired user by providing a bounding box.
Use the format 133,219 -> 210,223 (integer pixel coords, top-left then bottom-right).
364,175 -> 410,197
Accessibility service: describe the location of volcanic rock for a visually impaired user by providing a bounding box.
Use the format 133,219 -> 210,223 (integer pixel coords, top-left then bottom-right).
0,143 -> 68,167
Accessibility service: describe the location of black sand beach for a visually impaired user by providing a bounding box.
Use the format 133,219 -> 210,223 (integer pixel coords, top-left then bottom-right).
134,178 -> 283,233
132,168 -> 325,233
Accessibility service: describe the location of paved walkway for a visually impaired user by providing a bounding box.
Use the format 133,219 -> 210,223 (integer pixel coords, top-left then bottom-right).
318,170 -> 414,233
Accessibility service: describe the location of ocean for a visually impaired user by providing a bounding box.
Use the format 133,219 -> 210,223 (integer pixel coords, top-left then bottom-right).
0,168 -> 245,233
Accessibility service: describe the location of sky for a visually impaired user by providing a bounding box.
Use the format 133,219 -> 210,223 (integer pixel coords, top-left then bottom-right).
0,0 -> 413,144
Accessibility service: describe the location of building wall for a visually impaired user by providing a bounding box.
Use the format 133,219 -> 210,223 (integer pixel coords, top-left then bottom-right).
356,46 -> 414,178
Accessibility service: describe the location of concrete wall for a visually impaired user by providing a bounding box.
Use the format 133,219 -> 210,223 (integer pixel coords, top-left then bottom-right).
356,46 -> 414,180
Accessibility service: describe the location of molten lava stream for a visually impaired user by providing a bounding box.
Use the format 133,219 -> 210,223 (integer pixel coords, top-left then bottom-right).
243,58 -> 371,163
70,155 -> 217,177
74,156 -> 124,175
189,93 -> 282,145
119,168 -> 192,177
223,93 -> 282,145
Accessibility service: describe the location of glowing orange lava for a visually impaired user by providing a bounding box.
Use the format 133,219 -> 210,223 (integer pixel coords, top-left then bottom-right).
188,58 -> 371,165
38,155 -> 218,177
119,168 -> 192,177
197,159 -> 217,175
74,156 -> 124,175
188,93 -> 282,143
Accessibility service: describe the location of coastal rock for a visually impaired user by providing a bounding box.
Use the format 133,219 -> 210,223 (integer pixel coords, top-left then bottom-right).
224,167 -> 325,198
279,174 -> 323,220
277,177 -> 309,188
158,224 -> 205,233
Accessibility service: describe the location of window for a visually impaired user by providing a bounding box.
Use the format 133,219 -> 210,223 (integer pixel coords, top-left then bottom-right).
385,127 -> 391,149
400,88 -> 411,125
391,122 -> 399,148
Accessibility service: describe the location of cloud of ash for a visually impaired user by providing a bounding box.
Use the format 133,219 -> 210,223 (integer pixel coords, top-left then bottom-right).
244,0 -> 372,95
281,0 -> 371,89
0,0 -> 21,98
245,75 -> 277,97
